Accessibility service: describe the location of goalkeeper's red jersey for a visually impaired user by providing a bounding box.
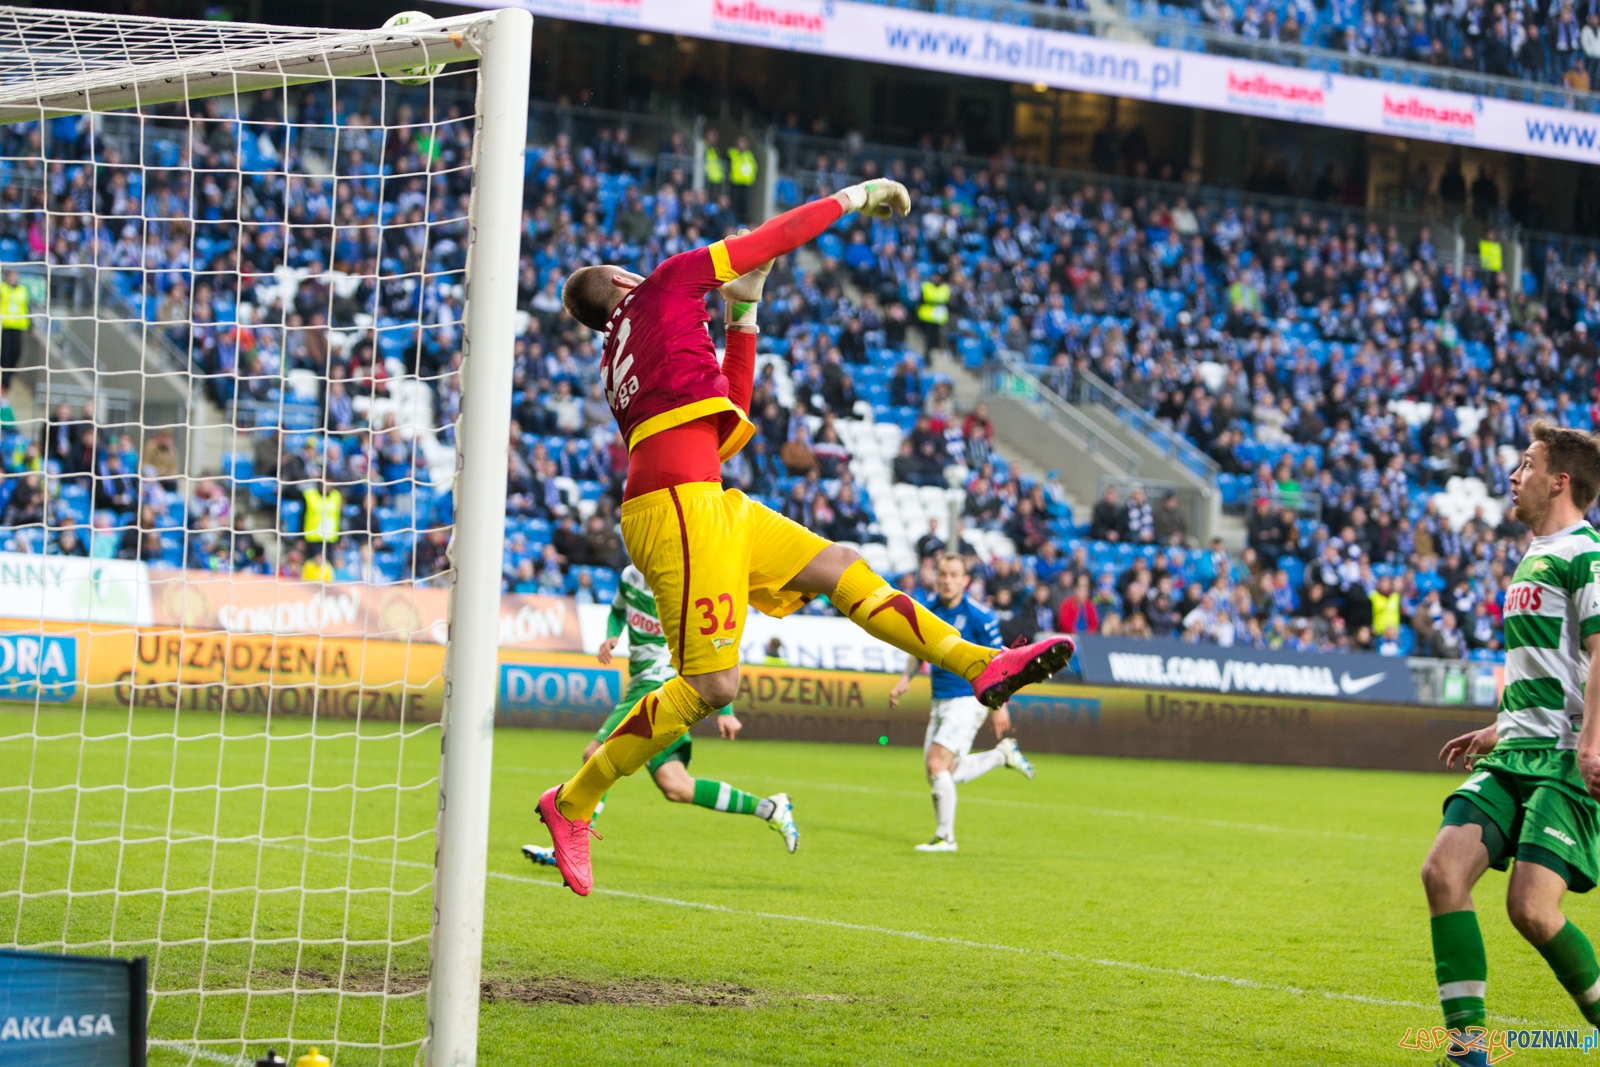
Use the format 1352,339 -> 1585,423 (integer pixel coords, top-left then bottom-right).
599,240 -> 755,462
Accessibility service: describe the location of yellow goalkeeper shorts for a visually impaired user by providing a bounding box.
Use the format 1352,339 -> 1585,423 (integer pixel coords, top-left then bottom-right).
619,482 -> 830,676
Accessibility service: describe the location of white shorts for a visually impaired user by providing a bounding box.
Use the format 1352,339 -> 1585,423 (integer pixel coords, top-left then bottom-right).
924,696 -> 989,760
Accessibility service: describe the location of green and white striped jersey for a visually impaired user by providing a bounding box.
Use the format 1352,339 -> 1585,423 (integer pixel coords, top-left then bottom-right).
610,565 -> 674,687
1498,521 -> 1600,749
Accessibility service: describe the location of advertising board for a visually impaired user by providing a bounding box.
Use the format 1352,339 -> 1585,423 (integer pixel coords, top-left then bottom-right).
718,663 -> 1487,772
145,569 -> 580,651
482,0 -> 1600,165
1072,634 -> 1418,704
0,554 -> 151,627
0,950 -> 145,1067
0,615 -> 1481,771
0,562 -> 1481,771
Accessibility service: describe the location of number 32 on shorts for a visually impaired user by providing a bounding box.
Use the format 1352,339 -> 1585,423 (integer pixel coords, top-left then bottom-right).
695,593 -> 738,635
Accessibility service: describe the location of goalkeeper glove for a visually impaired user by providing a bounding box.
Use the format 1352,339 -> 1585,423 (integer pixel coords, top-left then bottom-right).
724,294 -> 760,331
839,178 -> 911,219
720,227 -> 771,329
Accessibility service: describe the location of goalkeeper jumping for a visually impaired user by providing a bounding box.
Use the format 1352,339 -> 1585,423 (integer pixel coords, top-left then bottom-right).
538,180 -> 1076,896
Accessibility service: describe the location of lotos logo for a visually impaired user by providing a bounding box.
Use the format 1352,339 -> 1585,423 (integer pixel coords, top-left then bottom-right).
711,0 -> 826,33
1504,583 -> 1543,612
1225,70 -> 1324,106
626,607 -> 662,636
1382,94 -> 1476,128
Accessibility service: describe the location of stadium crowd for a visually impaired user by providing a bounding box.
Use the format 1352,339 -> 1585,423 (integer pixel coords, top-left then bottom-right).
4,86 -> 1598,661
1125,0 -> 1600,88
517,121 -> 1590,661
0,92 -> 479,586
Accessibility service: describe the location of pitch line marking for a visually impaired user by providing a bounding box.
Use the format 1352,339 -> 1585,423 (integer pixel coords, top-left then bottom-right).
1,819 -> 1558,1029
742,774 -> 1435,845
488,866 -> 1553,1028
148,1040 -> 250,1066
500,765 -> 1430,845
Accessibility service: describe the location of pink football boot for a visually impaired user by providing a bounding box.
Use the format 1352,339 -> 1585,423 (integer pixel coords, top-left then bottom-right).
971,635 -> 1076,709
537,785 -> 600,896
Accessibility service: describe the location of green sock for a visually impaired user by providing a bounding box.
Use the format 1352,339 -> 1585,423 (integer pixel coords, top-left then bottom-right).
592,792 -> 608,825
1432,910 -> 1488,1029
690,778 -> 765,816
1537,920 -> 1600,1025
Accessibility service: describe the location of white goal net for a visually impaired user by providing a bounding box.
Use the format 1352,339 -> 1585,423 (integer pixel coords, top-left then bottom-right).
0,7 -> 528,1064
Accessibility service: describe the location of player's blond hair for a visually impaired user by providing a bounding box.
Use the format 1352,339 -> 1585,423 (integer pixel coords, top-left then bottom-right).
1530,419 -> 1600,510
934,551 -> 968,574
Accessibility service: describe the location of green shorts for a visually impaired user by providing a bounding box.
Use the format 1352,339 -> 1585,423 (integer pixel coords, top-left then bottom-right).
593,674 -> 691,775
1443,742 -> 1600,893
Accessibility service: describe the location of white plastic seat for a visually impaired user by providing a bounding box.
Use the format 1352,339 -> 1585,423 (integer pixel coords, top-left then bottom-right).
862,542 -> 892,573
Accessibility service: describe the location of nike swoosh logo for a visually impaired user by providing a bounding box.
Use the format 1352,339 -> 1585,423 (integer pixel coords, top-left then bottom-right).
1340,671 -> 1386,695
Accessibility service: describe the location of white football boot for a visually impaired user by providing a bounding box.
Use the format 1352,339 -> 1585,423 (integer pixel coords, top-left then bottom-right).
766,792 -> 800,853
998,737 -> 1035,780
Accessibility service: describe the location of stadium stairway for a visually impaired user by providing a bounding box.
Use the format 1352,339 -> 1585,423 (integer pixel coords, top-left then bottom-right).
801,241 -> 1104,526
925,346 -> 1089,525
931,342 -> 1235,546
15,275 -> 227,477
1059,374 -> 1236,547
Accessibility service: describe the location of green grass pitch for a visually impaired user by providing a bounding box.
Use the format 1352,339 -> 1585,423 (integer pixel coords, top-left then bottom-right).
490,728 -> 1588,1066
2,709 -> 1593,1065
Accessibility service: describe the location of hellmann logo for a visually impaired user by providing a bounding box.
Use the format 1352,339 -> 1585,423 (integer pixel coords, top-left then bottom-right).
1226,71 -> 1324,106
711,0 -> 826,34
1106,652 -> 1388,697
1382,94 -> 1476,128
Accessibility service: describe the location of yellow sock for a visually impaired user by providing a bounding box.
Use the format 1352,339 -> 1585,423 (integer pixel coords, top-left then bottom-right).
833,560 -> 994,682
556,676 -> 717,820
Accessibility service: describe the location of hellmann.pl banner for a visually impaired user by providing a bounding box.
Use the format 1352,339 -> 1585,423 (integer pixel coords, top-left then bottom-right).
477,0 -> 1600,166
1072,633 -> 1418,704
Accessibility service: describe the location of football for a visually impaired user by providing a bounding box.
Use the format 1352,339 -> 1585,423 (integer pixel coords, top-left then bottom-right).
383,10 -> 444,84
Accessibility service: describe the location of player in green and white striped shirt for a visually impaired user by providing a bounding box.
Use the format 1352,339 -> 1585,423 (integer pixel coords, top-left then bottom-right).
1424,421 -> 1600,1066
524,565 -> 798,870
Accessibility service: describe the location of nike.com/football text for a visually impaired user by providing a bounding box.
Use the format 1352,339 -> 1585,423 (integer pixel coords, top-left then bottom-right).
1105,652 -> 1391,698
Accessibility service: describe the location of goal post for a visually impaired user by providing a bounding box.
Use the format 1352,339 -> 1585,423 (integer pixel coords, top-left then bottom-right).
0,6 -> 529,1065
429,8 -> 529,1067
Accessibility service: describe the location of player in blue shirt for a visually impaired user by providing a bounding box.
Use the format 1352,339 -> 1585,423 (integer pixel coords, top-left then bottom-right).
889,553 -> 1036,852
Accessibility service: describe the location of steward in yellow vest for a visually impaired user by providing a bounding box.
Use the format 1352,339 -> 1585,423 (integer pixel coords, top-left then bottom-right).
1369,580 -> 1401,636
0,269 -> 30,381
302,485 -> 343,543
918,279 -> 951,324
702,129 -> 726,189
918,273 -> 951,353
728,136 -> 758,223
728,144 -> 757,186
0,274 -> 27,330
